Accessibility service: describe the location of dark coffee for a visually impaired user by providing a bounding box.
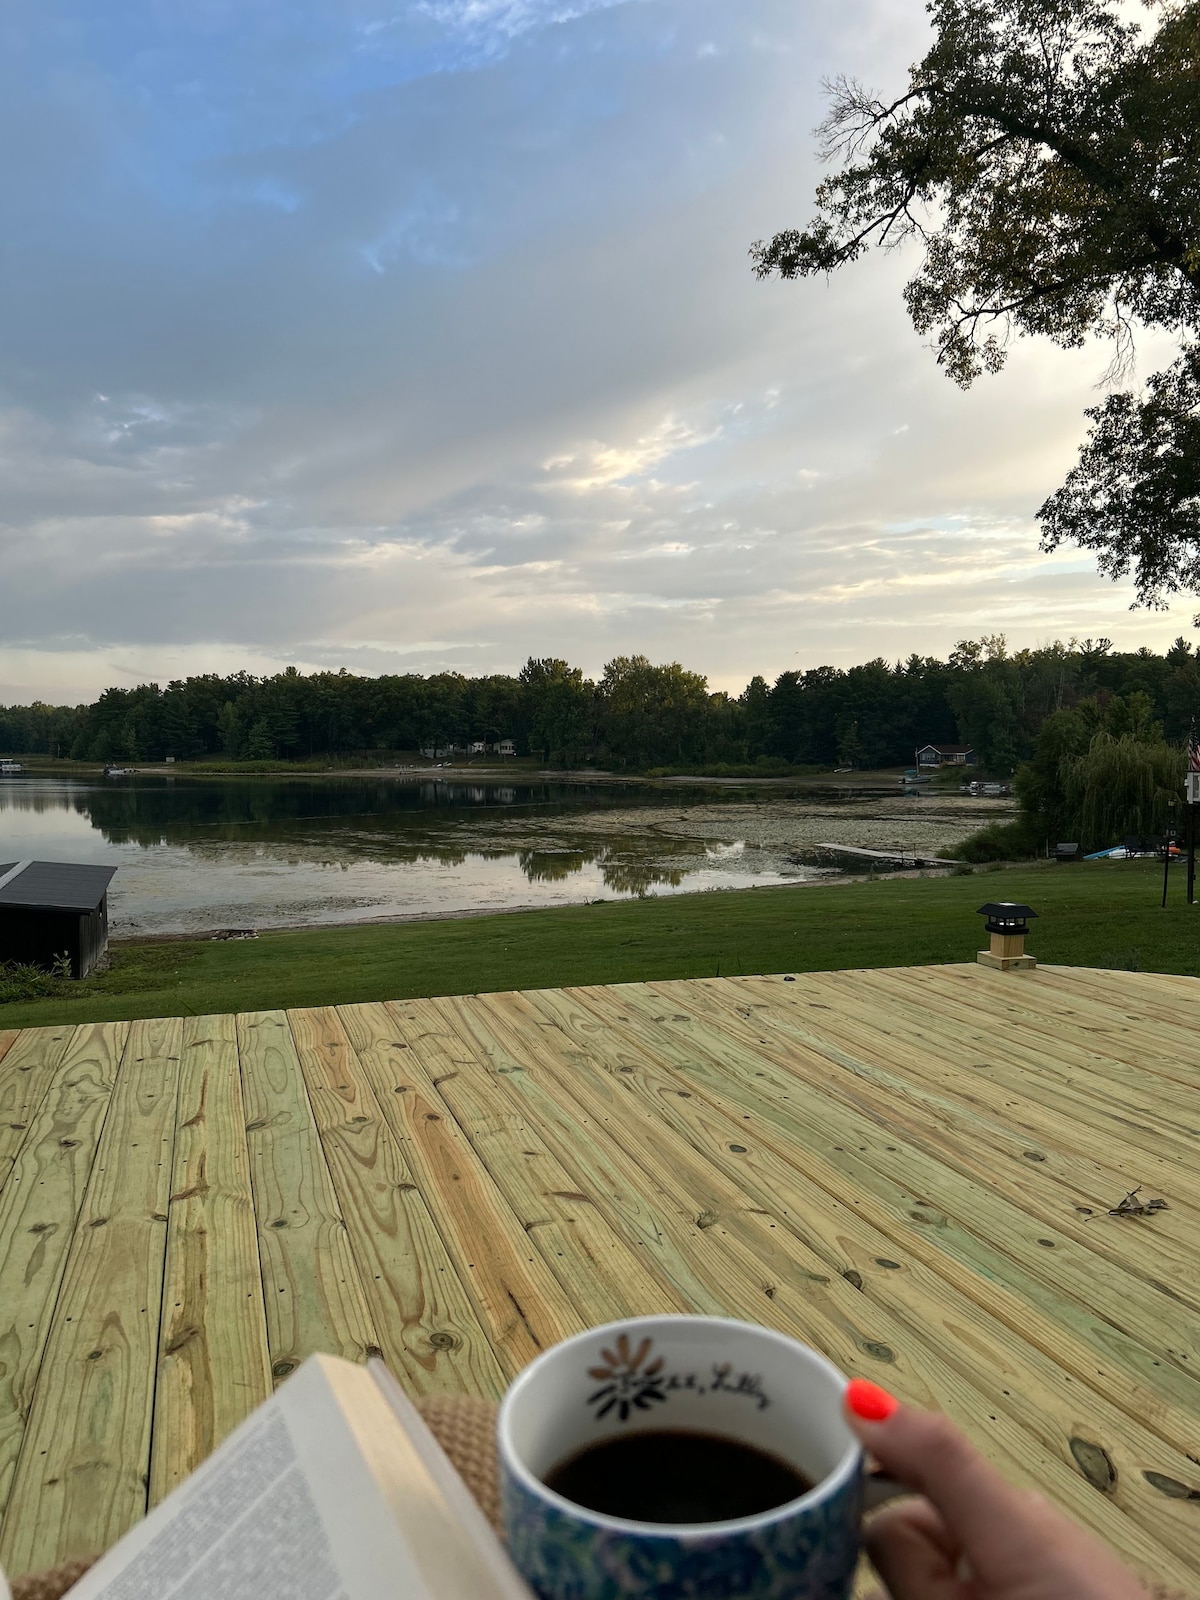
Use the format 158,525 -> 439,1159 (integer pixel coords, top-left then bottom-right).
542,1429 -> 813,1524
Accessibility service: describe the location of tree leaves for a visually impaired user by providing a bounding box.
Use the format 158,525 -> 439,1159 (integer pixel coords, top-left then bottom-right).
1038,344 -> 1200,606
754,0 -> 1200,382
753,0 -> 1200,599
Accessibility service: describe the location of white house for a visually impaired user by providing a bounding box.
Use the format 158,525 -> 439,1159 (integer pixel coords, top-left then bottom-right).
497,739 -> 516,757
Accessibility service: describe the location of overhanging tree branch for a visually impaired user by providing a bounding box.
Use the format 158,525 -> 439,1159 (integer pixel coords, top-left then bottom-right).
754,0 -> 1200,600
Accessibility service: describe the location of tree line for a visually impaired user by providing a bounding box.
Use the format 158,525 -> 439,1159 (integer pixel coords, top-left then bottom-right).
3,636 -> 1200,776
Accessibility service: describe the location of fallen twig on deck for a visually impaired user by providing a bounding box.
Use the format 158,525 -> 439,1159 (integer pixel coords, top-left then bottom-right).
1106,1187 -> 1167,1218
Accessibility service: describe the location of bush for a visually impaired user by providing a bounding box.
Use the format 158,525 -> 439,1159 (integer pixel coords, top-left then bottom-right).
954,819 -> 1036,863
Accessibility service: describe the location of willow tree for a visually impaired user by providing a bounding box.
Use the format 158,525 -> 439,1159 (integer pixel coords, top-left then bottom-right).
753,0 -> 1200,605
1062,730 -> 1183,848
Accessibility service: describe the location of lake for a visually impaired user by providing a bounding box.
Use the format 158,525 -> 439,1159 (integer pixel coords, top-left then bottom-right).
0,773 -> 824,937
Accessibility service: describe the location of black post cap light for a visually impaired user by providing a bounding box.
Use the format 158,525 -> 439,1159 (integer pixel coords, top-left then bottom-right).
976,902 -> 1038,972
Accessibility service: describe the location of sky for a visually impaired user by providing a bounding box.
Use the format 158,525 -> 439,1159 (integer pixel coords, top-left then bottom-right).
0,0 -> 1192,706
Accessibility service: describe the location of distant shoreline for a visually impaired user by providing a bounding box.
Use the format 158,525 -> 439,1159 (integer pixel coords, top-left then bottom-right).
13,758 -> 923,794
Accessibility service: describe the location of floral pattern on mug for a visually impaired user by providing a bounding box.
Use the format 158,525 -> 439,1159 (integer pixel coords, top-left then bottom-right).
500,1454 -> 862,1600
587,1334 -> 667,1421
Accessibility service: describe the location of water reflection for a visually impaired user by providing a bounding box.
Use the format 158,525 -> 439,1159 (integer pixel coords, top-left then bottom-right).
516,847 -> 688,894
2,776 -> 642,847
519,850 -> 588,882
0,775 -> 815,935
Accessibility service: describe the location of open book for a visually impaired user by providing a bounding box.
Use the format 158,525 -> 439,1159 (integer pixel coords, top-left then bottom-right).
1,1357 -> 533,1600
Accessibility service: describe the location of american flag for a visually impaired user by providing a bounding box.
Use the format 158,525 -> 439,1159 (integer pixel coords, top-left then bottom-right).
1191,729 -> 1200,774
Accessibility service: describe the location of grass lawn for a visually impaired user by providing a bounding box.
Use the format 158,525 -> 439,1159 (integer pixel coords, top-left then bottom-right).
1,859 -> 1195,1029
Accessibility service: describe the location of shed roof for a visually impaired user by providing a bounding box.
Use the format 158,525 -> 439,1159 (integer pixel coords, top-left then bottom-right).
0,860 -> 117,912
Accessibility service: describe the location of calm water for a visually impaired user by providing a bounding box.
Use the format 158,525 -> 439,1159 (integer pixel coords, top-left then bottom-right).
0,774 -> 816,936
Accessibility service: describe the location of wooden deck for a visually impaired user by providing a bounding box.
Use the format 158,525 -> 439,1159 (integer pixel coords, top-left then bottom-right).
0,964 -> 1198,1591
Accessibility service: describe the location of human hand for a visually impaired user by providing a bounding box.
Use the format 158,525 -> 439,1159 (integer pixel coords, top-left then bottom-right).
844,1380 -> 1150,1600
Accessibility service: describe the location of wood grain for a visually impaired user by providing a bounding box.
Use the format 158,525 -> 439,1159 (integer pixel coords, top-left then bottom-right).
0,1025 -> 75,1197
696,975 -> 1200,1392
0,1019 -> 178,1574
419,993 -> 689,1321
236,1010 -> 377,1379
552,983 -> 1200,1577
288,1004 -> 506,1398
149,1014 -> 272,1506
640,976 -> 1200,1442
0,1023 -> 126,1528
339,1000 -> 580,1378
2,964 -> 1198,1592
732,970 -> 1200,1282
866,966 -> 1200,1143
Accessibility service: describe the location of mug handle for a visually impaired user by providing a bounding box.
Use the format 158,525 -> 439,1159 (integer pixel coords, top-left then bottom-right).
863,1467 -> 909,1513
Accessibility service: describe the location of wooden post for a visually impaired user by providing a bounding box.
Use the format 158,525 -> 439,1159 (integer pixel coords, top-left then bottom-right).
977,929 -> 1037,972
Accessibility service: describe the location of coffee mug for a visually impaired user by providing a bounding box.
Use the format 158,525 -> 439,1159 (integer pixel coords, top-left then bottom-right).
497,1315 -> 863,1600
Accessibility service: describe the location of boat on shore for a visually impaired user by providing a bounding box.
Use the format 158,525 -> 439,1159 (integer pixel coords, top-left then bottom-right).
961,779 -> 1011,797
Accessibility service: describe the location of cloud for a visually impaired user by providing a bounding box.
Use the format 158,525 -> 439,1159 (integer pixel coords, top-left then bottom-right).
413,0 -> 639,42
0,0 -> 1191,706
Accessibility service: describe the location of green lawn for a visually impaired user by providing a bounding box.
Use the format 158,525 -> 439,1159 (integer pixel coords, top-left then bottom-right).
2,860 -> 1195,1029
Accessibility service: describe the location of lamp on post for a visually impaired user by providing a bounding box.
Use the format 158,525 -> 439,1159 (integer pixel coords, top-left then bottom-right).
976,902 -> 1038,972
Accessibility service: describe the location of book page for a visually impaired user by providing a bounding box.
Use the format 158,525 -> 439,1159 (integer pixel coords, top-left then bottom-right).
362,1360 -> 532,1600
61,1357 -> 442,1600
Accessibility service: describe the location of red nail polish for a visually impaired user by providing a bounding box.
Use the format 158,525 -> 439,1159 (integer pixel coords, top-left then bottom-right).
845,1378 -> 899,1422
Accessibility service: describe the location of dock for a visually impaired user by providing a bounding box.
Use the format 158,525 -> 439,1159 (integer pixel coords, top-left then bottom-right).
815,842 -> 958,868
1,965 -> 1198,1592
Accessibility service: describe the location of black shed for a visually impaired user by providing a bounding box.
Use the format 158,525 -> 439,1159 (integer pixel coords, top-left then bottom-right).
0,860 -> 117,978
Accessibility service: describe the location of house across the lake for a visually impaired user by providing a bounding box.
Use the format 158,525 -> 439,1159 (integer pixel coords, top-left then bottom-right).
916,743 -> 976,768
0,859 -> 117,978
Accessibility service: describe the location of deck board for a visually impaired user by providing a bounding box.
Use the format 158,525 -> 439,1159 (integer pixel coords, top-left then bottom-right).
236,1010 -> 378,1378
866,967 -> 1200,1140
149,1014 -> 272,1507
555,984 -> 1200,1575
696,977 -> 1200,1384
341,999 -> 582,1378
0,1023 -> 127,1533
0,963 -> 1197,1591
0,1024 -> 75,1197
670,977 -> 1200,1439
402,997 -> 687,1325
288,1004 -> 508,1398
727,973 -> 1200,1281
0,1019 -> 177,1574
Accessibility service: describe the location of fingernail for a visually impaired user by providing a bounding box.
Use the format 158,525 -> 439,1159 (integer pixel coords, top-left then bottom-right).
845,1378 -> 899,1422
